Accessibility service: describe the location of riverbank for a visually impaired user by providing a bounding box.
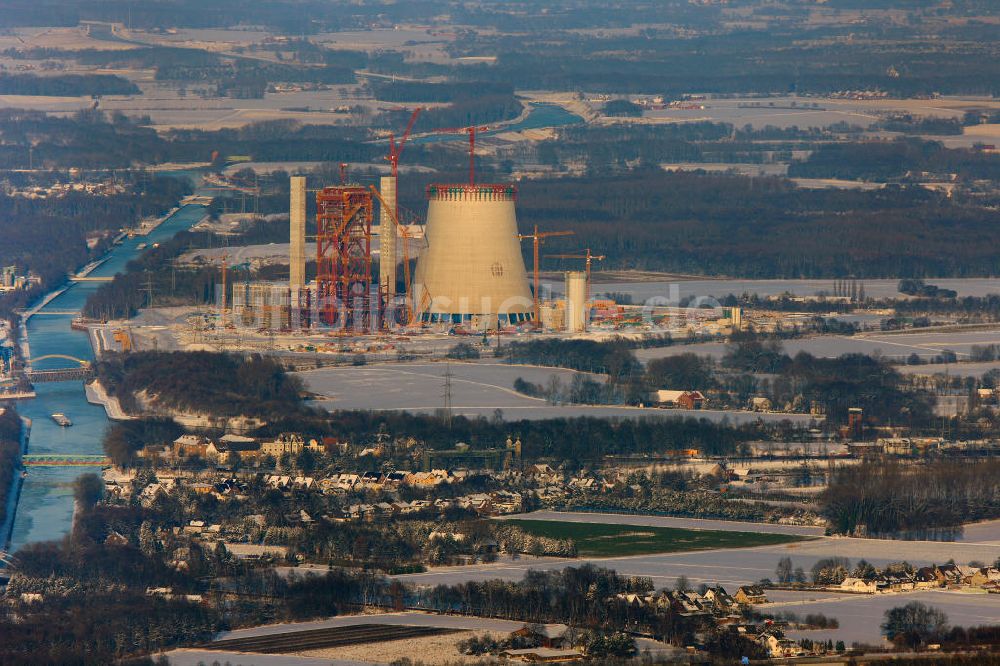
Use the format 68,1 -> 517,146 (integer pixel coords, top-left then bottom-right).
9,195 -> 210,550
133,206 -> 179,236
0,416 -> 30,553
85,379 -> 134,421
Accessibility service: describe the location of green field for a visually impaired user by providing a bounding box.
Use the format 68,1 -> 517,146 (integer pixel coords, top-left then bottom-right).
501,519 -> 811,557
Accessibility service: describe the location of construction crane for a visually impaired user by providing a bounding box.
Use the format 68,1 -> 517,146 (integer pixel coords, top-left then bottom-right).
432,125 -> 489,185
545,249 -> 605,302
370,185 -> 420,325
385,107 -> 423,180
518,225 -> 574,326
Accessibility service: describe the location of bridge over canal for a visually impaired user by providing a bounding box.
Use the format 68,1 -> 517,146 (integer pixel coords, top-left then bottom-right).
22,454 -> 110,467
25,355 -> 93,383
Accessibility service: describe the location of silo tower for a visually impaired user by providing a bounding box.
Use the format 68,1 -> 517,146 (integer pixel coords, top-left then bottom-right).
413,183 -> 533,327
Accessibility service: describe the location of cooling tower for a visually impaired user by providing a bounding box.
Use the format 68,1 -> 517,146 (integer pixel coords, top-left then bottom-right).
565,271 -> 587,332
378,175 -> 397,301
413,184 -> 532,325
289,176 -> 306,289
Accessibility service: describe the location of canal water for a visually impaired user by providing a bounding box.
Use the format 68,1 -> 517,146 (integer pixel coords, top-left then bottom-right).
409,102 -> 583,145
10,201 -> 208,550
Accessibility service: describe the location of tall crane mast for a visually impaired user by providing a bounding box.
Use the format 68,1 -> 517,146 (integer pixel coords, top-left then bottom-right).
381,108 -> 421,307
385,107 -> 423,180
432,124 -> 489,185
518,225 -> 574,326
545,249 -> 605,302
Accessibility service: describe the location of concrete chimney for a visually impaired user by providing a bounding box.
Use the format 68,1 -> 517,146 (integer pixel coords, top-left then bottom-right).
379,175 -> 397,301
289,175 -> 306,289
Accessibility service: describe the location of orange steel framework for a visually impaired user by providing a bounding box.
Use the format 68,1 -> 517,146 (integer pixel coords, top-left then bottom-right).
316,186 -> 375,329
518,225 -> 574,326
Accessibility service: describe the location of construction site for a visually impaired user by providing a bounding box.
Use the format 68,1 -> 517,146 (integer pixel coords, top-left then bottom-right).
97,110 -> 746,362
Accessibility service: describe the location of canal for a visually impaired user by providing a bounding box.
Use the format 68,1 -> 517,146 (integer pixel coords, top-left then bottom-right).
9,199 -> 208,549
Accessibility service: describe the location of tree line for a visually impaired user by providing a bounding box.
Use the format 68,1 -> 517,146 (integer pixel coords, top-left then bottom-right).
94,351 -> 305,421
0,169 -> 190,321
821,459 -> 1000,536
0,407 -> 22,528
0,73 -> 139,96
510,169 -> 1000,278
789,137 -> 1000,182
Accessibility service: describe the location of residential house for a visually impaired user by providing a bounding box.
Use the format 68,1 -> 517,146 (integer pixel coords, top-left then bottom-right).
654,390 -> 707,410
320,473 -> 360,493
260,433 -> 306,457
965,567 -> 1000,587
404,470 -> 448,487
510,624 -> 572,649
615,593 -> 649,609
138,479 -> 175,507
734,585 -> 767,605
172,434 -> 208,460
661,590 -> 712,618
758,632 -> 806,659
703,586 -> 739,614
265,475 -> 292,490
913,567 -> 942,590
291,476 -> 315,490
527,464 -> 561,484
382,471 -> 409,488
934,564 -> 964,587
881,571 -> 916,592
839,577 -> 878,594
956,565 -> 984,585
213,478 -> 248,498
207,437 -> 262,464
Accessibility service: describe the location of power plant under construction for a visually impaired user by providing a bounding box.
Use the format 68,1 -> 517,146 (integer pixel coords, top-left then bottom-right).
219,115 -> 745,341
229,177 -> 541,333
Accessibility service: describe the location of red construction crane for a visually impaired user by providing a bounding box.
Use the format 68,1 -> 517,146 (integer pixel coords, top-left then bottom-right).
519,225 -> 574,326
385,107 -> 423,180
432,124 -> 489,185
545,249 -> 606,302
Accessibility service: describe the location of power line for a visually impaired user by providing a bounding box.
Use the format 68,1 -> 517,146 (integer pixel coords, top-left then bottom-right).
442,364 -> 453,428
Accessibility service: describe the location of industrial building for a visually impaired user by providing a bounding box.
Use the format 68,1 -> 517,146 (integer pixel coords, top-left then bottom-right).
223,164 -> 748,339
315,185 -> 375,329
412,183 -> 533,327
